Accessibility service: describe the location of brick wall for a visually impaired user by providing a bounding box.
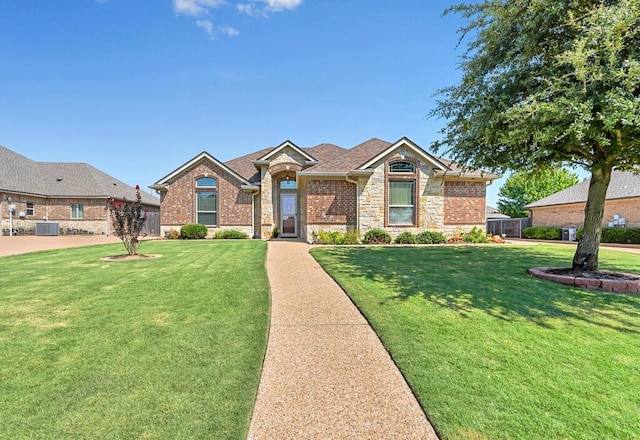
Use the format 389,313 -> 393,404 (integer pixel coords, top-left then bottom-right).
530,198 -> 640,228
159,159 -> 252,227
444,180 -> 486,225
306,180 -> 357,225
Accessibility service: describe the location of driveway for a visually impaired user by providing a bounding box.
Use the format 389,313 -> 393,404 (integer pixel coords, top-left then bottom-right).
0,235 -> 123,257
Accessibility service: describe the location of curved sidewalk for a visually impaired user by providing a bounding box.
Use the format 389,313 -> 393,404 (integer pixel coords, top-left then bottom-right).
248,240 -> 438,439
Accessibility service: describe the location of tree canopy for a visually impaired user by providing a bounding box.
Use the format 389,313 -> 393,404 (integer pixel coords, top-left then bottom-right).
431,0 -> 640,270
498,168 -> 580,218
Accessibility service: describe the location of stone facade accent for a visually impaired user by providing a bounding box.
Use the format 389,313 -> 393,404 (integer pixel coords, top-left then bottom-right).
530,198 -> 640,228
357,147 -> 447,239
158,158 -> 252,230
259,148 -> 309,239
444,181 -> 486,225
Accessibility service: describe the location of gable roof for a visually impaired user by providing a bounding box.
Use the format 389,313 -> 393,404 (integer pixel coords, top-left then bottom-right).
357,137 -> 449,171
0,146 -> 159,206
299,137 -> 497,180
153,151 -> 252,187
525,170 -> 640,208
256,140 -> 318,163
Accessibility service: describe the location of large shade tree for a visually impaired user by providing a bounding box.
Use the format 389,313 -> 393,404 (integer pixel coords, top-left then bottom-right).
431,0 -> 640,270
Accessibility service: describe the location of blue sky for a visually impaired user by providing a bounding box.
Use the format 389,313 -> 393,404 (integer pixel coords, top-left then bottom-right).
1,0 -> 509,206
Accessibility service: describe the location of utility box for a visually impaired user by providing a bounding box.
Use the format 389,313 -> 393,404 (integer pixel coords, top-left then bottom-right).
36,222 -> 60,236
562,227 -> 577,241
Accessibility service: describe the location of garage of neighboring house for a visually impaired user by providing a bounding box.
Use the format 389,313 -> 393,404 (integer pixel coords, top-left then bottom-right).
1,146 -> 160,236
526,170 -> 640,229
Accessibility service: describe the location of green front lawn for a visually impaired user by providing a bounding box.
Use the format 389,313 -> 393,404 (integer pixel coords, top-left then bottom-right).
311,244 -> 640,440
0,240 -> 270,440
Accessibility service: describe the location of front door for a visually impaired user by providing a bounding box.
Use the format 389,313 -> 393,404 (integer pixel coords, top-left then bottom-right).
280,193 -> 297,237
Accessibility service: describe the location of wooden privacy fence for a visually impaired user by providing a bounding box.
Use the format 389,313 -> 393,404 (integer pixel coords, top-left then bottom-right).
486,217 -> 532,238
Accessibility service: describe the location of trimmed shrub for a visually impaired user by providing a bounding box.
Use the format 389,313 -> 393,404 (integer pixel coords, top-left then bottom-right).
416,230 -> 447,244
522,226 -> 563,240
343,230 -> 360,245
312,230 -> 360,245
395,232 -> 417,244
214,229 -> 248,239
180,223 -> 207,239
463,226 -> 490,243
363,229 -> 392,244
577,227 -> 640,244
314,230 -> 345,245
168,228 -> 180,239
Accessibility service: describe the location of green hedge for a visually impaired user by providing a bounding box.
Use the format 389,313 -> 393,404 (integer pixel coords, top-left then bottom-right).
522,226 -> 563,240
214,229 -> 249,239
576,227 -> 640,244
180,223 -> 208,239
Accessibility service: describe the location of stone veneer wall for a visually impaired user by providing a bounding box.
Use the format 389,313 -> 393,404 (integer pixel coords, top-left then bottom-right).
358,149 -> 446,239
159,159 -> 252,231
259,147 -> 308,239
530,198 -> 640,228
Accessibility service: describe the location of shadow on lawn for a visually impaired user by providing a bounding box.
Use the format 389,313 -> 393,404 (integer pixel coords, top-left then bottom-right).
316,245 -> 640,334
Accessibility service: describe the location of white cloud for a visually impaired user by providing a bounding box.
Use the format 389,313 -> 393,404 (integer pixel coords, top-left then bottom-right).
173,0 -> 225,16
197,19 -> 239,38
237,0 -> 302,17
264,0 -> 302,11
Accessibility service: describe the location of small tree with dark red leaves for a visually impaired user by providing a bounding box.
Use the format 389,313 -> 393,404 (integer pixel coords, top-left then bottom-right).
109,185 -> 147,256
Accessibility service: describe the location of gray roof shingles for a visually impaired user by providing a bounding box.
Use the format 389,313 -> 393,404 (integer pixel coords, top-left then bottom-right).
525,170 -> 640,208
0,146 -> 159,206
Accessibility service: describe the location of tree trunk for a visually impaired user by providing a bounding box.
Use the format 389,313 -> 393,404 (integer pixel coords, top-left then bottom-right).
572,165 -> 612,271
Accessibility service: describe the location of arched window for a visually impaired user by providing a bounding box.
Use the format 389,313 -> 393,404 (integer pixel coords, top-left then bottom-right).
196,177 -> 217,188
389,161 -> 415,173
386,160 -> 418,226
196,177 -> 217,225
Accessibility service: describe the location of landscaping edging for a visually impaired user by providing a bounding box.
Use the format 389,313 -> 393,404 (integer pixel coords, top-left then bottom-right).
528,267 -> 640,294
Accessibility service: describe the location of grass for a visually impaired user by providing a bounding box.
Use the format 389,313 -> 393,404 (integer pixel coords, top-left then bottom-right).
311,244 -> 640,440
0,240 -> 270,440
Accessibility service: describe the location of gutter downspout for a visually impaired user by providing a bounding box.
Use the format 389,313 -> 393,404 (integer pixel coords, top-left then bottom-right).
345,174 -> 359,236
251,189 -> 260,239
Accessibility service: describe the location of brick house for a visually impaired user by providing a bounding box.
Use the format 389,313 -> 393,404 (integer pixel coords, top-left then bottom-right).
526,170 -> 640,228
151,137 -> 499,242
0,146 -> 160,235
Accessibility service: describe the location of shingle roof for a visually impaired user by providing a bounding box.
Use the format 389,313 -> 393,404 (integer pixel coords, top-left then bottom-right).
525,170 -> 640,208
305,138 -> 391,173
223,144 -> 347,182
0,146 -> 159,206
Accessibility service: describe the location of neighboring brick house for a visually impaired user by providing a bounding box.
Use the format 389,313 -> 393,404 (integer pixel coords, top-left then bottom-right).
0,146 -> 160,236
526,171 -> 640,229
151,137 -> 499,242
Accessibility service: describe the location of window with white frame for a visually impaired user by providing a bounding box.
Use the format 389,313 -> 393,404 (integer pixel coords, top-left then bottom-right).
71,204 -> 84,219
26,202 -> 34,216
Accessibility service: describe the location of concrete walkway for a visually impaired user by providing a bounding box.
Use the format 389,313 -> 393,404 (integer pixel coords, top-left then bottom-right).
247,240 -> 438,440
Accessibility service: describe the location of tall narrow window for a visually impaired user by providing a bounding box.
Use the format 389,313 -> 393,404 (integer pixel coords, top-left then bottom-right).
388,181 -> 415,225
197,192 -> 217,225
26,202 -> 34,216
71,204 -> 84,219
